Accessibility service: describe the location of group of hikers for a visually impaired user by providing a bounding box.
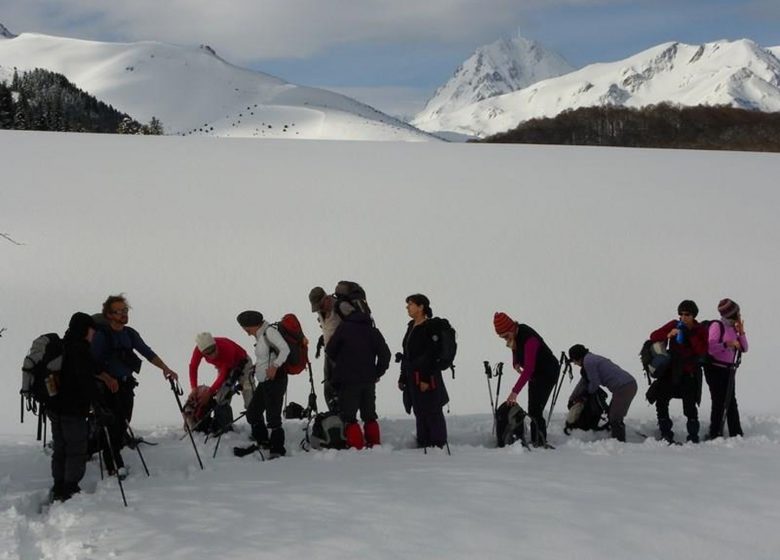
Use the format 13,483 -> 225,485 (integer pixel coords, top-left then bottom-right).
20,282 -> 747,504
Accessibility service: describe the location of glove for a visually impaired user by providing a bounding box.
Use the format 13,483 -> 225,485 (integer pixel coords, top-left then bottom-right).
315,335 -> 324,359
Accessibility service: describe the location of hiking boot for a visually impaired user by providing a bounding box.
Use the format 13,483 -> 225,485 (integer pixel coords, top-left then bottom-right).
686,420 -> 700,444
364,420 -> 381,447
345,422 -> 365,450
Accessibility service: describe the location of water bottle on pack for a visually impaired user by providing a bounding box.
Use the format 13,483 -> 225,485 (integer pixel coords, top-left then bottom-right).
675,320 -> 685,344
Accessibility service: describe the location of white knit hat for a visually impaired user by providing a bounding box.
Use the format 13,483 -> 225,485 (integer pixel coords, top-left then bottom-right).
195,332 -> 216,352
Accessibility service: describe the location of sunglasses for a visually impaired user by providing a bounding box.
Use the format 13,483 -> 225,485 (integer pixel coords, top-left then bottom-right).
111,307 -> 130,315
203,346 -> 217,356
679,312 -> 693,317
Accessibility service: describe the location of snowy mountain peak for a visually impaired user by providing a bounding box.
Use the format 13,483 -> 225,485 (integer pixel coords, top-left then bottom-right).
0,22 -> 15,39
412,34 -> 574,126
416,38 -> 780,138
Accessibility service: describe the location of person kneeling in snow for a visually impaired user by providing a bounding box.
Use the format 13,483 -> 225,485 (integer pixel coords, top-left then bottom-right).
188,332 -> 252,435
567,345 -> 638,442
325,306 -> 391,449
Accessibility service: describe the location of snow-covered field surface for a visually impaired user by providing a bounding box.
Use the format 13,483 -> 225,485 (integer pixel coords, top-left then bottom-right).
1,130 -> 779,558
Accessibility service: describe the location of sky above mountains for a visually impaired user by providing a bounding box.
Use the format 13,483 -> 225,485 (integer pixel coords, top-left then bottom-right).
2,1 -> 780,116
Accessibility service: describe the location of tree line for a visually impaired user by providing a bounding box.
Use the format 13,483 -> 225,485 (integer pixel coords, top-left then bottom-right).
481,103 -> 780,152
0,68 -> 163,135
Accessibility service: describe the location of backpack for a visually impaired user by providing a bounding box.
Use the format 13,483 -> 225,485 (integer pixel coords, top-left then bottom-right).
639,340 -> 670,382
564,389 -> 610,434
495,402 -> 527,448
699,319 -> 730,367
309,412 -> 347,450
333,280 -> 371,320
266,314 -> 309,375
428,317 -> 457,373
21,333 -> 64,412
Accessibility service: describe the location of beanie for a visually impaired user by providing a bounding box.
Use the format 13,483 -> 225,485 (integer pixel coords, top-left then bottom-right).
568,344 -> 589,363
236,310 -> 264,327
309,287 -> 327,312
677,300 -> 699,318
493,312 -> 516,336
718,298 -> 740,319
67,312 -> 96,339
195,332 -> 216,352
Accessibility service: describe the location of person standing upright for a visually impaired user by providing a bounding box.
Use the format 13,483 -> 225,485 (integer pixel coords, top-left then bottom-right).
309,286 -> 342,412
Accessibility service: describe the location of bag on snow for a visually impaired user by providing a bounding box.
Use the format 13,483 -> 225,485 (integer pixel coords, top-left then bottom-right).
333,280 -> 371,320
309,412 -> 347,450
266,314 -> 309,375
564,389 -> 609,434
428,317 -> 458,373
495,402 -> 527,448
21,333 -> 64,412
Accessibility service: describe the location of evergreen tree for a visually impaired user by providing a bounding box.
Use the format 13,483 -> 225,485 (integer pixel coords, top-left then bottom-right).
0,82 -> 14,129
141,116 -> 164,135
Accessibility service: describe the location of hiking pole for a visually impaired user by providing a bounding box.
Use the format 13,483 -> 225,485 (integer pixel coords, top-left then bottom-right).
719,350 -> 742,437
307,362 -> 319,415
484,361 -> 497,435
546,352 -> 572,428
125,422 -> 150,477
101,425 -> 128,507
211,411 -> 247,459
169,378 -> 204,470
494,362 -> 504,412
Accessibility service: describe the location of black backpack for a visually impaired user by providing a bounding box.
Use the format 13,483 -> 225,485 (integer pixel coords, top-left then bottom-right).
495,402 -> 527,448
21,333 -> 64,413
639,339 -> 670,383
333,280 -> 371,320
699,319 -> 730,367
309,412 -> 347,450
564,389 -> 610,434
428,317 -> 458,374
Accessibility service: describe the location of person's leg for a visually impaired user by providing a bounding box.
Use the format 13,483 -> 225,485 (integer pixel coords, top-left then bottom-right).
245,385 -> 269,445
323,357 -> 339,412
725,372 -> 743,437
704,366 -> 726,438
655,390 -> 674,442
339,384 -> 364,449
360,383 -> 380,447
682,377 -> 700,443
61,414 -> 88,498
264,375 -> 289,456
49,412 -> 65,498
528,373 -> 556,445
609,381 -> 637,442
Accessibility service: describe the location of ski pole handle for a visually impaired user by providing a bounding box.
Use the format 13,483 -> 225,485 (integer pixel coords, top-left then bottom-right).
483,361 -> 492,378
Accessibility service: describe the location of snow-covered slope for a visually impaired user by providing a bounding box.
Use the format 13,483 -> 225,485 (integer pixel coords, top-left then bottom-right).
422,39 -> 780,138
769,46 -> 780,59
0,31 -> 432,141
412,34 -> 573,127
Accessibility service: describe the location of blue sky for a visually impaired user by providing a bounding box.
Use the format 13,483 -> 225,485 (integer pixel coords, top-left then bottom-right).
2,1 -> 779,116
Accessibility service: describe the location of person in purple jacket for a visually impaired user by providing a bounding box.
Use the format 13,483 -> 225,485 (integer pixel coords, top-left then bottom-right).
494,312 -> 559,446
567,345 -> 638,442
704,298 -> 748,439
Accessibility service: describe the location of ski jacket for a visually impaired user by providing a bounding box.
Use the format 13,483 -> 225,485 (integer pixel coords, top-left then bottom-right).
510,323 -> 559,395
570,353 -> 636,401
252,322 -> 290,383
91,325 -> 157,381
649,320 -> 707,375
708,319 -> 748,368
189,337 -> 248,394
325,311 -> 390,385
400,319 -> 450,408
56,336 -> 101,416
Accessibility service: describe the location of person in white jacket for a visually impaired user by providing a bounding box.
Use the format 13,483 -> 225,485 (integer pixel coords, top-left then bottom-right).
234,310 -> 290,458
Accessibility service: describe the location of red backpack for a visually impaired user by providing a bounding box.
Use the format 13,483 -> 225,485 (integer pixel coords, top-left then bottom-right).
268,314 -> 309,375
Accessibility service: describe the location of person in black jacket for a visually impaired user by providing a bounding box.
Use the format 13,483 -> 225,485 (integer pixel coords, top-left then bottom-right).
494,312 -> 560,446
325,309 -> 390,449
399,294 -> 450,449
48,312 -> 102,501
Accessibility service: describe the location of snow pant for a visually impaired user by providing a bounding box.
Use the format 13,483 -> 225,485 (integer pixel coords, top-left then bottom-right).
704,364 -> 743,438
338,382 -> 378,424
411,395 -> 448,448
527,369 -> 558,446
246,373 -> 288,455
100,376 -> 136,471
608,380 -> 638,442
654,373 -> 700,442
49,412 -> 88,497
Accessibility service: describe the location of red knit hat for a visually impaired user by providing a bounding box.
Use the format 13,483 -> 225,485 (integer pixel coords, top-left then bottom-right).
493,312 -> 516,335
718,298 -> 740,319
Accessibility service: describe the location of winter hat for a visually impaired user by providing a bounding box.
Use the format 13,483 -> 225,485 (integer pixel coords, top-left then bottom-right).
195,332 -> 216,352
677,300 -> 699,318
67,312 -> 96,339
493,312 -> 516,336
568,344 -> 589,363
718,298 -> 740,320
309,287 -> 327,312
236,310 -> 264,328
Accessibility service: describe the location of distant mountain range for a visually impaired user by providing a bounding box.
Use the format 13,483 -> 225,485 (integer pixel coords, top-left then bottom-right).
414,38 -> 780,138
0,23 -> 432,141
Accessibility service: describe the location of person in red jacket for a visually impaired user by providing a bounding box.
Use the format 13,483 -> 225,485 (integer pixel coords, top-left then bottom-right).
188,332 -> 251,434
648,300 -> 707,443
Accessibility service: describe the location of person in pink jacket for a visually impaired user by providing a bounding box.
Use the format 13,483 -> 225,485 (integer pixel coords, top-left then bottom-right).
704,298 -> 748,439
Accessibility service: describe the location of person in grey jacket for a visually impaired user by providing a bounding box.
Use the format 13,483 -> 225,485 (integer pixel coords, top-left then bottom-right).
568,344 -> 637,442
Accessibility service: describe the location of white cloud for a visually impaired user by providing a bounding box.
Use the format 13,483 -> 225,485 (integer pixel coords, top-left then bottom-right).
0,0 -> 624,63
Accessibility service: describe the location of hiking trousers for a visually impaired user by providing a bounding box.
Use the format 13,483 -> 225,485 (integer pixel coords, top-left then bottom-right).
49,412 -> 88,492
655,374 -> 699,441
608,380 -> 637,441
100,377 -> 136,471
704,364 -> 743,438
246,373 -> 288,452
338,382 -> 378,424
527,369 -> 558,444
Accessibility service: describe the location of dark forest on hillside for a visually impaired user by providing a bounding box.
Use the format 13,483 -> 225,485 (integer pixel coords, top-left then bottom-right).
0,68 -> 162,134
482,104 -> 780,152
